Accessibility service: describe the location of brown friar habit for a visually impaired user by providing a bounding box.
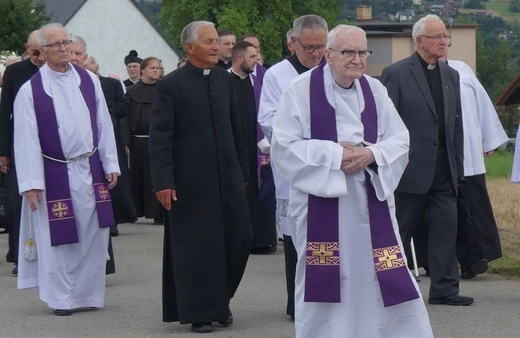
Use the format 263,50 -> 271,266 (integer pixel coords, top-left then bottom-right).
124,80 -> 164,221
149,61 -> 253,324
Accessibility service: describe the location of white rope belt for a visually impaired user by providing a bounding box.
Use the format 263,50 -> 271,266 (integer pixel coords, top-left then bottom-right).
41,147 -> 97,164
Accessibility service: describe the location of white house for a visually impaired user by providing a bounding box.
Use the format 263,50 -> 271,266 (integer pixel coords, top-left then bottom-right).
43,0 -> 181,79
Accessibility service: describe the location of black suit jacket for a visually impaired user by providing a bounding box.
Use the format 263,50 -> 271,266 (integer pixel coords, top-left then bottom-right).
0,59 -> 39,156
99,76 -> 129,119
381,52 -> 464,194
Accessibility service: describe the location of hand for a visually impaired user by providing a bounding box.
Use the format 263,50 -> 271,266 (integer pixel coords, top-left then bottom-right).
26,189 -> 43,212
0,156 -> 10,174
340,143 -> 375,174
125,147 -> 130,156
106,172 -> 118,189
484,150 -> 496,157
156,189 -> 177,210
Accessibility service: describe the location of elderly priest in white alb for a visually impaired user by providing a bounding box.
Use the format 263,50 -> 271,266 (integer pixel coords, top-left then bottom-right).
14,23 -> 119,316
270,25 -> 432,338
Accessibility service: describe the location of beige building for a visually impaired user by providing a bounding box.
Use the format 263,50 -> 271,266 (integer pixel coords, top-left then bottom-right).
357,22 -> 479,77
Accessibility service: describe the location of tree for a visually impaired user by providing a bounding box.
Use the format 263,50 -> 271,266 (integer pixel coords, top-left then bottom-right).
159,0 -> 343,64
464,0 -> 485,9
0,0 -> 49,54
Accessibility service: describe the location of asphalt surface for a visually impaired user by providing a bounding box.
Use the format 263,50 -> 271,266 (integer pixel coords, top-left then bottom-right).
1,220 -> 519,338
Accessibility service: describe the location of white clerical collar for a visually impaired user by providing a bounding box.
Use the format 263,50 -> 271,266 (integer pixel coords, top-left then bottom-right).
230,68 -> 248,80
203,69 -> 211,75
427,64 -> 436,70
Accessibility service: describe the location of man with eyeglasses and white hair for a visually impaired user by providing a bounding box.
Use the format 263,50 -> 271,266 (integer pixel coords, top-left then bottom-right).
0,30 -> 46,277
258,14 -> 328,321
381,14 -> 473,306
13,22 -> 119,316
271,24 -> 432,338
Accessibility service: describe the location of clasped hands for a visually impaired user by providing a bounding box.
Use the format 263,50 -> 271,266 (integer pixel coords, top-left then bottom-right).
340,142 -> 375,174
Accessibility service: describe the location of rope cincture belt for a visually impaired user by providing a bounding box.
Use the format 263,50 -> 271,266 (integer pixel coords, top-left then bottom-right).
41,147 -> 98,164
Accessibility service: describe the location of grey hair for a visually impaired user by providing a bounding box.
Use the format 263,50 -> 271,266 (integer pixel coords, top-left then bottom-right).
286,28 -> 294,43
38,23 -> 68,47
293,15 -> 328,39
181,21 -> 215,52
70,34 -> 87,53
412,14 -> 443,48
326,25 -> 366,49
85,55 -> 97,66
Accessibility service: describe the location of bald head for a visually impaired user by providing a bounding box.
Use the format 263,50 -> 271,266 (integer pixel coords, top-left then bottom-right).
25,30 -> 45,67
83,55 -> 99,75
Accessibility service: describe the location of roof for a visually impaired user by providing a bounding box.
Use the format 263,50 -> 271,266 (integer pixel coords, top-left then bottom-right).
496,74 -> 520,106
41,0 -> 182,57
42,0 -> 87,24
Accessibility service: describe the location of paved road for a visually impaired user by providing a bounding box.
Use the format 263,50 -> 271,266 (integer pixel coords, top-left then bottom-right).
1,220 -> 519,337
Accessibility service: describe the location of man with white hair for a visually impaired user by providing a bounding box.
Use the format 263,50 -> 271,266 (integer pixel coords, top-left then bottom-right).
258,14 -> 328,321
14,23 -> 119,316
381,14 -> 472,306
271,24 -> 432,338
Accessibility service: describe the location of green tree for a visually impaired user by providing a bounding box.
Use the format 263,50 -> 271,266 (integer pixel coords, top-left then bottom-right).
464,0 -> 486,9
159,0 -> 343,64
0,0 -> 49,54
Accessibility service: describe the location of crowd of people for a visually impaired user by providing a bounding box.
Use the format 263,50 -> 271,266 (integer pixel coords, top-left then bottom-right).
0,12 -> 513,337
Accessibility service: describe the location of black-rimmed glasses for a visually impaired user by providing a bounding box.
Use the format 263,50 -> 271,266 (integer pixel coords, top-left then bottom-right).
295,37 -> 326,54
41,40 -> 73,49
329,49 -> 372,61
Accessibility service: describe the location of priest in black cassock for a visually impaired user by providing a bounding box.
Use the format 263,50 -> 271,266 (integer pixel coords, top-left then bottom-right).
83,56 -> 137,234
229,41 -> 277,253
149,21 -> 253,334
0,31 -> 46,274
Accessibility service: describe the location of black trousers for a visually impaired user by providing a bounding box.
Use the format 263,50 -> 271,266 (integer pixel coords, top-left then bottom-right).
283,234 -> 297,318
395,189 -> 460,298
457,174 -> 502,270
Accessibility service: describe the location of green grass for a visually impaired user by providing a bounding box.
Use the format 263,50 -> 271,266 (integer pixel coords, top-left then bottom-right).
484,149 -> 514,178
489,253 -> 520,278
483,0 -> 520,22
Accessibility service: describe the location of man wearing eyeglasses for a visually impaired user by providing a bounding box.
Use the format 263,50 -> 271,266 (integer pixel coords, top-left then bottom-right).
13,23 -> 119,316
381,15 -> 472,306
0,30 -> 46,277
271,24 -> 433,338
258,14 -> 328,322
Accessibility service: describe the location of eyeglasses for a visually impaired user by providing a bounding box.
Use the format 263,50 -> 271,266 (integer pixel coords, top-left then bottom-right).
329,49 -> 372,61
41,40 -> 73,49
30,50 -> 41,57
295,37 -> 326,54
421,35 -> 451,42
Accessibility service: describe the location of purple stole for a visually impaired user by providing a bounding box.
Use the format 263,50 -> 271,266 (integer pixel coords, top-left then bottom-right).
31,64 -> 115,246
255,64 -> 267,82
252,74 -> 269,186
305,62 -> 419,306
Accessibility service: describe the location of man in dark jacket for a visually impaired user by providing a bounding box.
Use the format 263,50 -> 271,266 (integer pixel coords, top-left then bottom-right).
0,30 -> 45,274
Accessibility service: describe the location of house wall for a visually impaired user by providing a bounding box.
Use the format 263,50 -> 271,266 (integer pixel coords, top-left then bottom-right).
65,0 -> 179,80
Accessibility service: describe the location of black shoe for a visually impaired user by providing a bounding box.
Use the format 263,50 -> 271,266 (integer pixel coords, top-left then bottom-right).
53,309 -> 72,316
218,310 -> 233,327
110,226 -> 119,237
251,245 -> 277,254
191,323 -> 213,333
461,258 -> 488,280
153,218 -> 164,225
428,294 -> 474,306
12,264 -> 17,275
